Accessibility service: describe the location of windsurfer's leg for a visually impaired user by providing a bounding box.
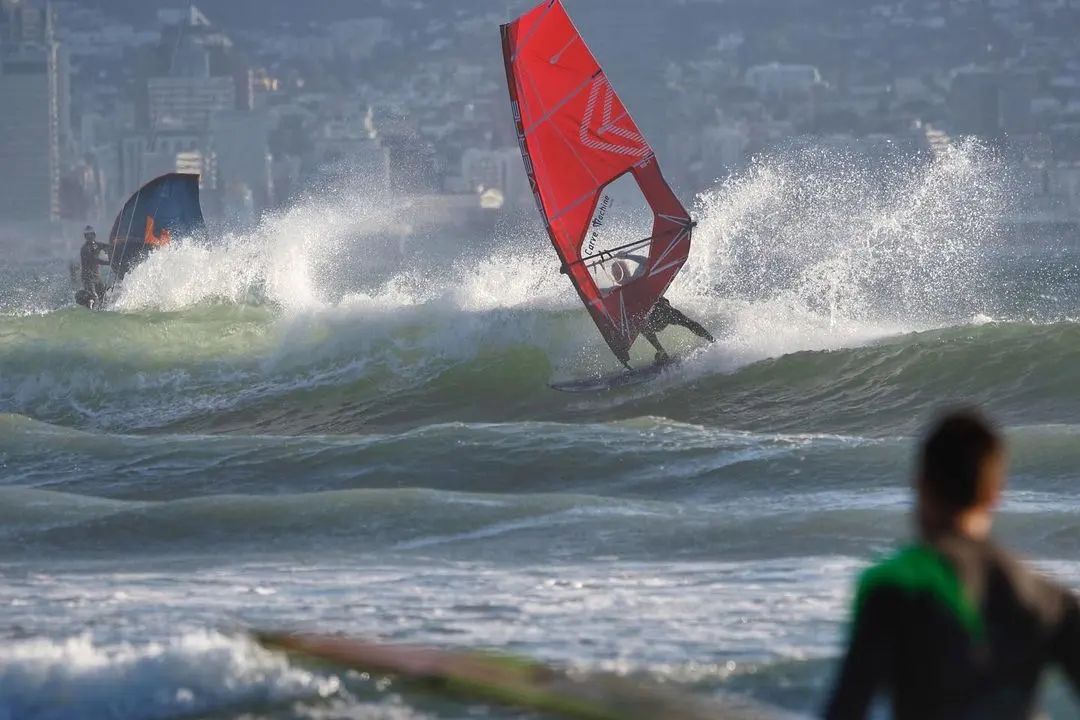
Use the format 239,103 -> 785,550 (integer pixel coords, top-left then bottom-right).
669,308 -> 715,342
683,319 -> 714,342
641,330 -> 670,364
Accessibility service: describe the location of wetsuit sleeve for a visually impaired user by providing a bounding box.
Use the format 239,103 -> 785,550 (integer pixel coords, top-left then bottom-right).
1050,591 -> 1080,695
668,308 -> 714,342
824,585 -> 894,720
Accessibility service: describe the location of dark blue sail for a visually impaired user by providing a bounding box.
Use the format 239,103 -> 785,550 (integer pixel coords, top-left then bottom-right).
108,173 -> 206,279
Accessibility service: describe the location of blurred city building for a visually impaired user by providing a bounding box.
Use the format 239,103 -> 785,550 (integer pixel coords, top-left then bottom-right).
0,0 -> 65,250
3,0 -> 1080,258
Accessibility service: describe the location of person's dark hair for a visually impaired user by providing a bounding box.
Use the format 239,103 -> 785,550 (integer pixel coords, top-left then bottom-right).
919,408 -> 1003,512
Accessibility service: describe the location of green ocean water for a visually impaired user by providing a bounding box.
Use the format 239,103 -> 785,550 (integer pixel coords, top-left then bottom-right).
2,146 -> 1080,718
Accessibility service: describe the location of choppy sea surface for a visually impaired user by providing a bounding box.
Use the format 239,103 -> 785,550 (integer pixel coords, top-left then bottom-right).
3,146 -> 1079,718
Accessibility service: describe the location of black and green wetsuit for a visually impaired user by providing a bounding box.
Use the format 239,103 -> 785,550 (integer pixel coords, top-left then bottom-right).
825,535 -> 1080,719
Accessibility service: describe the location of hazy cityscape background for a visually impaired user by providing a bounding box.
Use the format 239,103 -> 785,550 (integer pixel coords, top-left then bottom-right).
1,0 -> 1079,259
5,5 -> 1080,719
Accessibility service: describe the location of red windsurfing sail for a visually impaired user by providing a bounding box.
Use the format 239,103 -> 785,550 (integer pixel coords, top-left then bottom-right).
501,0 -> 693,364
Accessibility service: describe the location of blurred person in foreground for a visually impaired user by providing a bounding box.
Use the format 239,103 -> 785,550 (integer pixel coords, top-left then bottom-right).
824,408 -> 1080,719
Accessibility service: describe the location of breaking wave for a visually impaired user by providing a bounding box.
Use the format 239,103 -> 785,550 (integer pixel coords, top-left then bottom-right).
2,143 -> 1040,436
0,631 -> 340,720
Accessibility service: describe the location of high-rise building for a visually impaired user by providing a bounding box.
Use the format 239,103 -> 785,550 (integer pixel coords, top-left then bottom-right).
148,74 -> 236,131
211,109 -> 273,213
746,64 -> 823,101
0,1 -> 61,225
461,147 -> 530,208
999,71 -> 1040,135
142,5 -> 251,132
949,67 -> 1001,138
120,3 -> 261,223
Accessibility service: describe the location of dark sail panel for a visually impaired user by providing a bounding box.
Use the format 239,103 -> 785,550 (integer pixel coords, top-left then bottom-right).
109,173 -> 206,278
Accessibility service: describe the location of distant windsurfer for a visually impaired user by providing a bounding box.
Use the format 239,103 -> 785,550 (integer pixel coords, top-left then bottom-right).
78,225 -> 109,308
639,297 -> 714,365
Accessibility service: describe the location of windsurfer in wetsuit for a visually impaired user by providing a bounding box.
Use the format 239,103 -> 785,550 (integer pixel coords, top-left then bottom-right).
79,225 -> 110,306
639,297 -> 714,364
824,408 -> 1080,720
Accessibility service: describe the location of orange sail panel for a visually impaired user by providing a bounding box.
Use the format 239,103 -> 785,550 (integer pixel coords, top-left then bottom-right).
143,216 -> 171,247
501,0 -> 693,363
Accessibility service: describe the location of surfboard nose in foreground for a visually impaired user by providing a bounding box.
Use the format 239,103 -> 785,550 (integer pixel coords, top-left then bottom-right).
253,631 -> 792,720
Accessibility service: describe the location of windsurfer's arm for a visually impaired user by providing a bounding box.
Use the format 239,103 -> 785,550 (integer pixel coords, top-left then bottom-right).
823,586 -> 892,720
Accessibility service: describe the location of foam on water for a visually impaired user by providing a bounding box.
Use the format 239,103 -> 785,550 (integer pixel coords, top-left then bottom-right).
109,173 -> 400,313
94,142 -> 1010,374
676,140 -> 1007,369
0,143 -> 1016,429
0,631 -> 339,720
